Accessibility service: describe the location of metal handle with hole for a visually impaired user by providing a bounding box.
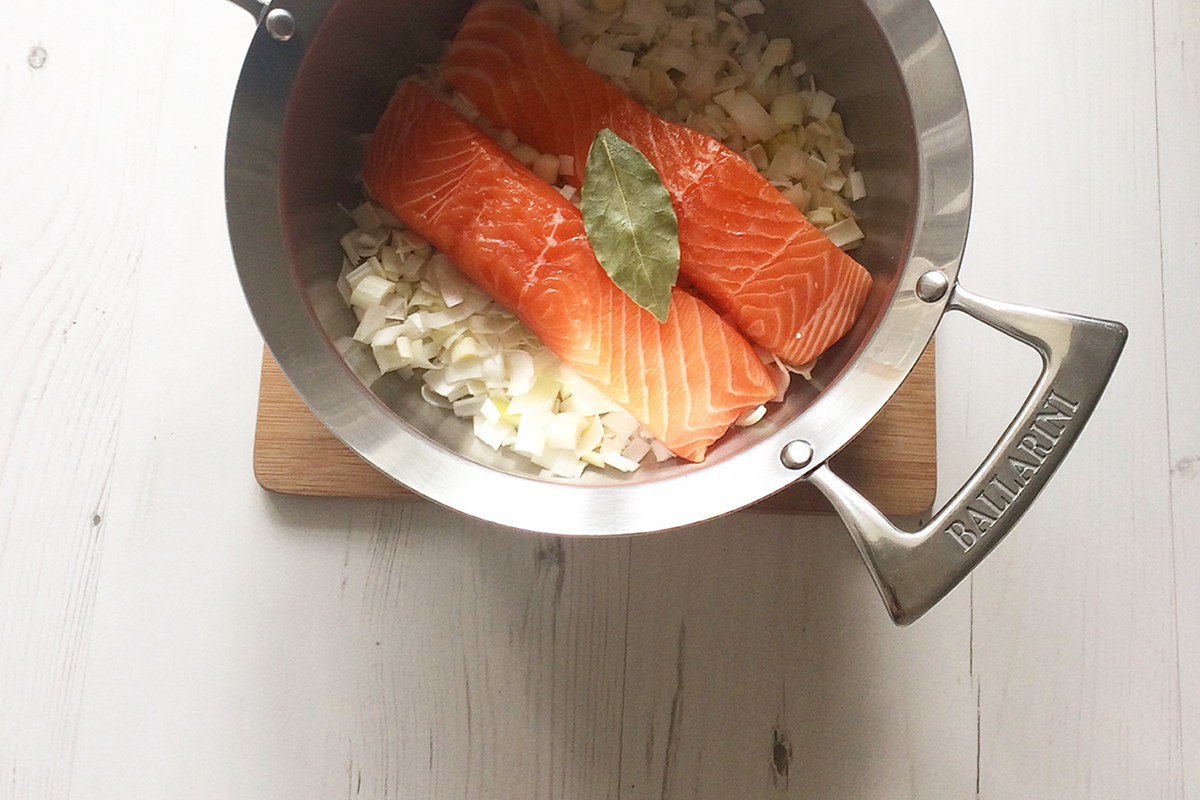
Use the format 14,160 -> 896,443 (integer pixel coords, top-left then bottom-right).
225,0 -> 296,40
797,283 -> 1127,626
226,0 -> 267,18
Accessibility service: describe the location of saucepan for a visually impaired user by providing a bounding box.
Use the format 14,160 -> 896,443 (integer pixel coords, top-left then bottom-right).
221,0 -> 1127,624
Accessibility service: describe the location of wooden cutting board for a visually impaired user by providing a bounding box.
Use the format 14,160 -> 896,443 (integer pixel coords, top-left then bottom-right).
253,346 -> 937,515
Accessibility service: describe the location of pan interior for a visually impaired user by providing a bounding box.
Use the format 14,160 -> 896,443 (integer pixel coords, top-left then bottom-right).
277,0 -> 919,484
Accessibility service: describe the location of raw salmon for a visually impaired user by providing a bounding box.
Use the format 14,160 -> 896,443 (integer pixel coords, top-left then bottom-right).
442,0 -> 873,365
362,82 -> 777,462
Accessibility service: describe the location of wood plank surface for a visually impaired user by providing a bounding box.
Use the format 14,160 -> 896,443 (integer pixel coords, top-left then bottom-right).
0,0 -> 1194,797
1154,0 -> 1200,787
253,348 -> 937,516
619,519 -> 976,800
0,0 -> 171,794
938,0 -> 1184,795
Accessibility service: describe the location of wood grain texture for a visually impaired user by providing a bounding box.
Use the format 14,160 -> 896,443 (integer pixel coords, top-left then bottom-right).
938,0 -> 1183,795
0,0 -> 169,795
339,509 -> 630,800
620,517 -> 975,800
1153,0 -> 1200,788
253,346 -> 938,516
0,0 -> 1193,797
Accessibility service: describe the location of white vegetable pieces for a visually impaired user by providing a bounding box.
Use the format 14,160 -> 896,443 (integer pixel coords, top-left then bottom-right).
714,89 -> 780,143
332,0 -> 871,474
541,0 -> 866,248
336,201 -> 673,478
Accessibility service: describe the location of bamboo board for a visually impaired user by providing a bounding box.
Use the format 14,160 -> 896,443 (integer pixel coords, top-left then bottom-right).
253,347 -> 937,515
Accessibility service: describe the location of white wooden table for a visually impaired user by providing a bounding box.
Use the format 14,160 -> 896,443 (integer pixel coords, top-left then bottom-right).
1,0 -> 1196,796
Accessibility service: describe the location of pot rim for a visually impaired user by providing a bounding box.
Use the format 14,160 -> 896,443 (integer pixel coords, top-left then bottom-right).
224,0 -> 973,534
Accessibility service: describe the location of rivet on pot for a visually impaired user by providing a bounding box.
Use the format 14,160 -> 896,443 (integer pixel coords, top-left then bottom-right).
916,270 -> 950,303
780,440 -> 814,470
265,8 -> 296,42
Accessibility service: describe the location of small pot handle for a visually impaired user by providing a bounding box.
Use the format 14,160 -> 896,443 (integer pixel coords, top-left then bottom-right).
223,1 -> 298,41
802,282 -> 1127,626
226,0 -> 268,19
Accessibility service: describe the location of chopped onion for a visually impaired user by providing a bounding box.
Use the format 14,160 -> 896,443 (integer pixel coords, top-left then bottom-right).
399,229 -> 428,250
354,305 -> 388,342
427,254 -> 470,307
510,143 -> 540,166
449,335 -> 481,363
421,385 -> 453,409
808,89 -> 836,122
480,397 -> 505,425
546,412 -> 587,450
764,143 -> 806,182
650,439 -> 674,462
769,355 -> 791,403
586,41 -> 635,77
730,0 -> 764,18
602,451 -> 641,472
806,206 -> 836,227
622,436 -> 653,464
532,152 -> 561,183
350,274 -> 394,309
781,184 -> 809,210
372,342 -> 409,374
371,325 -> 404,348
769,92 -> 805,129
330,0 -> 870,476
848,169 -> 867,201
577,416 -> 605,456
445,356 -> 485,384
506,350 -> 537,395
453,395 -> 488,419
624,0 -> 666,44
744,143 -> 769,170
822,172 -> 847,192
760,38 -> 793,69
378,247 -> 404,279
344,261 -> 375,290
581,451 -> 607,468
534,447 -> 588,479
653,43 -> 702,75
474,415 -> 516,450
350,202 -> 383,231
713,89 -> 780,142
508,376 -> 560,415
736,405 -> 767,426
515,410 -> 550,457
447,92 -> 481,122
823,217 -> 865,249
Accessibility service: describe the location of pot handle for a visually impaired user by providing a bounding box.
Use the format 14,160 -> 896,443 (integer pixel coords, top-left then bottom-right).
800,282 -> 1127,626
224,0 -> 298,40
226,0 -> 267,19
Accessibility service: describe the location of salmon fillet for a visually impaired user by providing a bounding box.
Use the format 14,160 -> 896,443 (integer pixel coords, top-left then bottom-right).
362,82 -> 777,462
442,0 -> 873,365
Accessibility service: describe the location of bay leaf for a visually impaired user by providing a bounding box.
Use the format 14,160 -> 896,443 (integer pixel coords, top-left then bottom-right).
581,128 -> 680,323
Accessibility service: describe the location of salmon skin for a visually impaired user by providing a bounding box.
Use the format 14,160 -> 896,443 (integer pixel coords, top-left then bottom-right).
362,82 -> 777,462
443,0 -> 873,366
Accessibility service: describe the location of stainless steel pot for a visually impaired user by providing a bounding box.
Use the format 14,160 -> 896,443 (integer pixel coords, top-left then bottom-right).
223,0 -> 1127,624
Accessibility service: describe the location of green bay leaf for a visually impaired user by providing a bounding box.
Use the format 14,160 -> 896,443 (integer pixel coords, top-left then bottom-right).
580,128 -> 680,323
